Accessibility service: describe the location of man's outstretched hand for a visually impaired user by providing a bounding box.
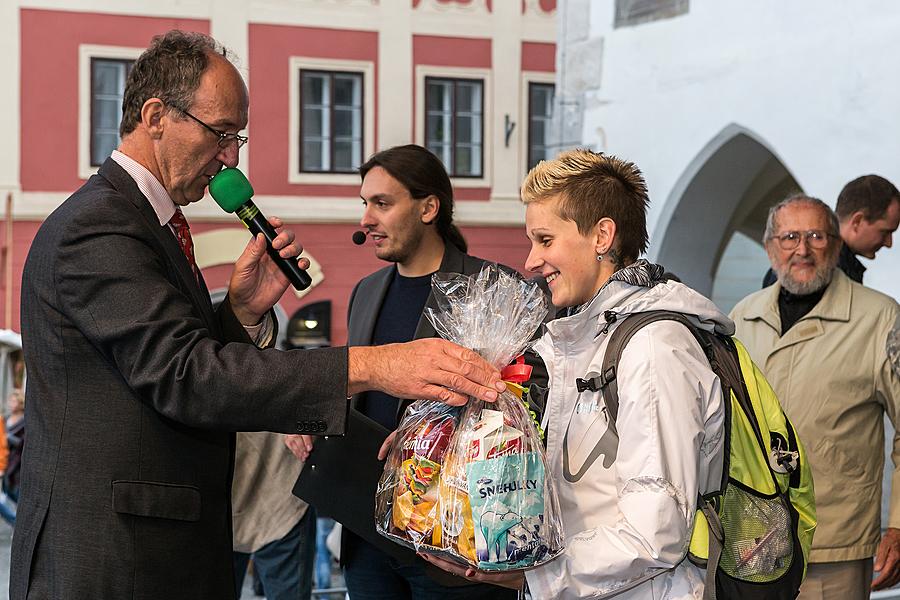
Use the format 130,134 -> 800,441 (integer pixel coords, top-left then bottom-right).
349,339 -> 506,406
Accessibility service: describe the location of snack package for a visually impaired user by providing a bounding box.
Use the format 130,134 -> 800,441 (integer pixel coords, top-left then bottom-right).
439,392 -> 560,571
375,264 -> 564,571
375,400 -> 461,552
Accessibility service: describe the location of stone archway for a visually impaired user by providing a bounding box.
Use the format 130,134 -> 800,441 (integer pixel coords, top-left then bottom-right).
651,124 -> 801,311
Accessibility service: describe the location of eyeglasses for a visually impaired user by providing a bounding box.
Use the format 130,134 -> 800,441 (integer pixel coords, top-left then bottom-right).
771,230 -> 833,251
175,107 -> 248,149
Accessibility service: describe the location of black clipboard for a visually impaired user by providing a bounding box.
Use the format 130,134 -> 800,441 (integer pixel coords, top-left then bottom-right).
292,408 -> 413,562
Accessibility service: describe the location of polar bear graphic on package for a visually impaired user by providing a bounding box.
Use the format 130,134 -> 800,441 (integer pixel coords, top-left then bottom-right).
476,508 -> 522,563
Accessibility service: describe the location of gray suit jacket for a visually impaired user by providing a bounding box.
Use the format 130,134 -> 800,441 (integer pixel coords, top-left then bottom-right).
12,158 -> 349,600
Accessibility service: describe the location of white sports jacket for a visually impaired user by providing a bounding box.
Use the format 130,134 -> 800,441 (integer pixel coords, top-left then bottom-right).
526,263 -> 733,599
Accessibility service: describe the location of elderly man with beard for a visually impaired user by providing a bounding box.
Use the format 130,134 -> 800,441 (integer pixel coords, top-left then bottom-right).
731,194 -> 900,600
762,175 -> 900,287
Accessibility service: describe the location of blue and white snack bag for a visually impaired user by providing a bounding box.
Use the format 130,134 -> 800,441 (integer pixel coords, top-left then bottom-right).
438,398 -> 563,571
467,452 -> 553,569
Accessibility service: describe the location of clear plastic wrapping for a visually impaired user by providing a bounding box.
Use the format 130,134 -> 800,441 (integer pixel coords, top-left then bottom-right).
375,264 -> 565,571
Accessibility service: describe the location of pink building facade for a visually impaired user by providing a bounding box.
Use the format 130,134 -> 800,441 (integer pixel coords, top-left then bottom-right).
3,0 -> 557,346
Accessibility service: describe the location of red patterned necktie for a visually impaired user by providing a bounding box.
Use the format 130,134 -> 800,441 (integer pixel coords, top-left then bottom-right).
168,209 -> 200,282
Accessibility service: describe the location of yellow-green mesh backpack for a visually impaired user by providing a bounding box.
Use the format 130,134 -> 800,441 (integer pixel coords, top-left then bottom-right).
583,310 -> 816,600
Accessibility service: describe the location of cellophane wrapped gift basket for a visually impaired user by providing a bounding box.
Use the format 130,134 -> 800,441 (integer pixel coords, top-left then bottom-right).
375,264 -> 565,571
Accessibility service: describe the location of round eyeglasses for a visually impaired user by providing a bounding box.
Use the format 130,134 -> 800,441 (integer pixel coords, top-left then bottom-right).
772,230 -> 833,251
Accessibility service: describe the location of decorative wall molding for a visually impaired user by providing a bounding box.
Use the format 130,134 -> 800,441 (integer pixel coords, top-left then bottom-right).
413,0 -> 490,16
522,0 -> 556,17
17,191 -> 526,225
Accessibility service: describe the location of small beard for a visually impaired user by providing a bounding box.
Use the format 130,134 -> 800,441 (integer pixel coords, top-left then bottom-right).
777,262 -> 835,295
375,227 -> 424,265
377,247 -> 406,264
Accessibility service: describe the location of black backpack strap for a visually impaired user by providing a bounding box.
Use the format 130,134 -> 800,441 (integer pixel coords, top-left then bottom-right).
562,311 -> 703,483
596,310 -> 705,426
564,365 -> 621,482
594,310 -> 736,496
699,494 -> 724,600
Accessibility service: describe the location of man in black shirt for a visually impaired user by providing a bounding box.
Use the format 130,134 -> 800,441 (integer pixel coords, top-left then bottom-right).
301,145 -> 522,599
762,174 -> 900,287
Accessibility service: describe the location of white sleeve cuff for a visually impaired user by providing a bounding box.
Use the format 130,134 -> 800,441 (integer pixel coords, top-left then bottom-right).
243,313 -> 274,348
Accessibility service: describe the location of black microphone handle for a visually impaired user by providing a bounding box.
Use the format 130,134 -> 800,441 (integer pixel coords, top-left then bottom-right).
238,201 -> 311,291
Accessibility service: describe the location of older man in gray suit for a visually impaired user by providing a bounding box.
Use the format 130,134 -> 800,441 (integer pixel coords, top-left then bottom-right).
11,33 -> 505,600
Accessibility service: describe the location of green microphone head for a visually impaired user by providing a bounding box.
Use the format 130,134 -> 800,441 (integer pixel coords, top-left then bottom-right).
209,167 -> 254,213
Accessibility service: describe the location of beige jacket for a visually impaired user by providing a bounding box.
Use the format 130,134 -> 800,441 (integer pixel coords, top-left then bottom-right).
231,431 -> 308,554
730,270 -> 900,562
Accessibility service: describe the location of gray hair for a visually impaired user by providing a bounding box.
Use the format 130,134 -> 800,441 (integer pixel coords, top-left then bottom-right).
119,30 -> 230,137
762,193 -> 840,244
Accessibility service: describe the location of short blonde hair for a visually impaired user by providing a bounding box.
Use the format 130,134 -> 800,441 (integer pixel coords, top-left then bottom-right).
522,149 -> 650,264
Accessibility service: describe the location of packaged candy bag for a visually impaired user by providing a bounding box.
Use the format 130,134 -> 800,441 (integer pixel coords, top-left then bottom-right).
375,264 -> 564,571
376,401 -> 461,551
437,391 -> 563,571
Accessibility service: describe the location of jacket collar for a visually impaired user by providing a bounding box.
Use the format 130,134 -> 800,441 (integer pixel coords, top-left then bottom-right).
739,269 -> 853,350
110,150 -> 176,226
437,240 -> 467,273
96,158 -> 216,325
838,243 -> 866,283
542,273 -> 646,353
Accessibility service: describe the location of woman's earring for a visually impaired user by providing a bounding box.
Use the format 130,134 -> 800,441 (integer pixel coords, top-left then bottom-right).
596,253 -> 603,262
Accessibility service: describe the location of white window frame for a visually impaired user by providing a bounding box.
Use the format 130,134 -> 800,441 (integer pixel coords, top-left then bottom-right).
289,57 -> 375,185
519,71 -> 556,177
78,44 -> 143,180
415,65 -> 492,188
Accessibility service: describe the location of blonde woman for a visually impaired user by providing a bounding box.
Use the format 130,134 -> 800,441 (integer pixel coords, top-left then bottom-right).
423,150 -> 732,599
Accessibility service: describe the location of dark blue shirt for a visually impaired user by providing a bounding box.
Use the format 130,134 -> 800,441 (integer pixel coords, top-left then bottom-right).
360,269 -> 434,430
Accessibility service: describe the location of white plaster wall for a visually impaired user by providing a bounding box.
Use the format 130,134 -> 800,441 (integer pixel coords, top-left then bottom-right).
572,1 -> 900,300
0,0 -> 20,198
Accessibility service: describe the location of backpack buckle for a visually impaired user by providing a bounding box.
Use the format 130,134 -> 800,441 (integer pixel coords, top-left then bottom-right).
575,377 -> 600,393
575,366 -> 617,393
